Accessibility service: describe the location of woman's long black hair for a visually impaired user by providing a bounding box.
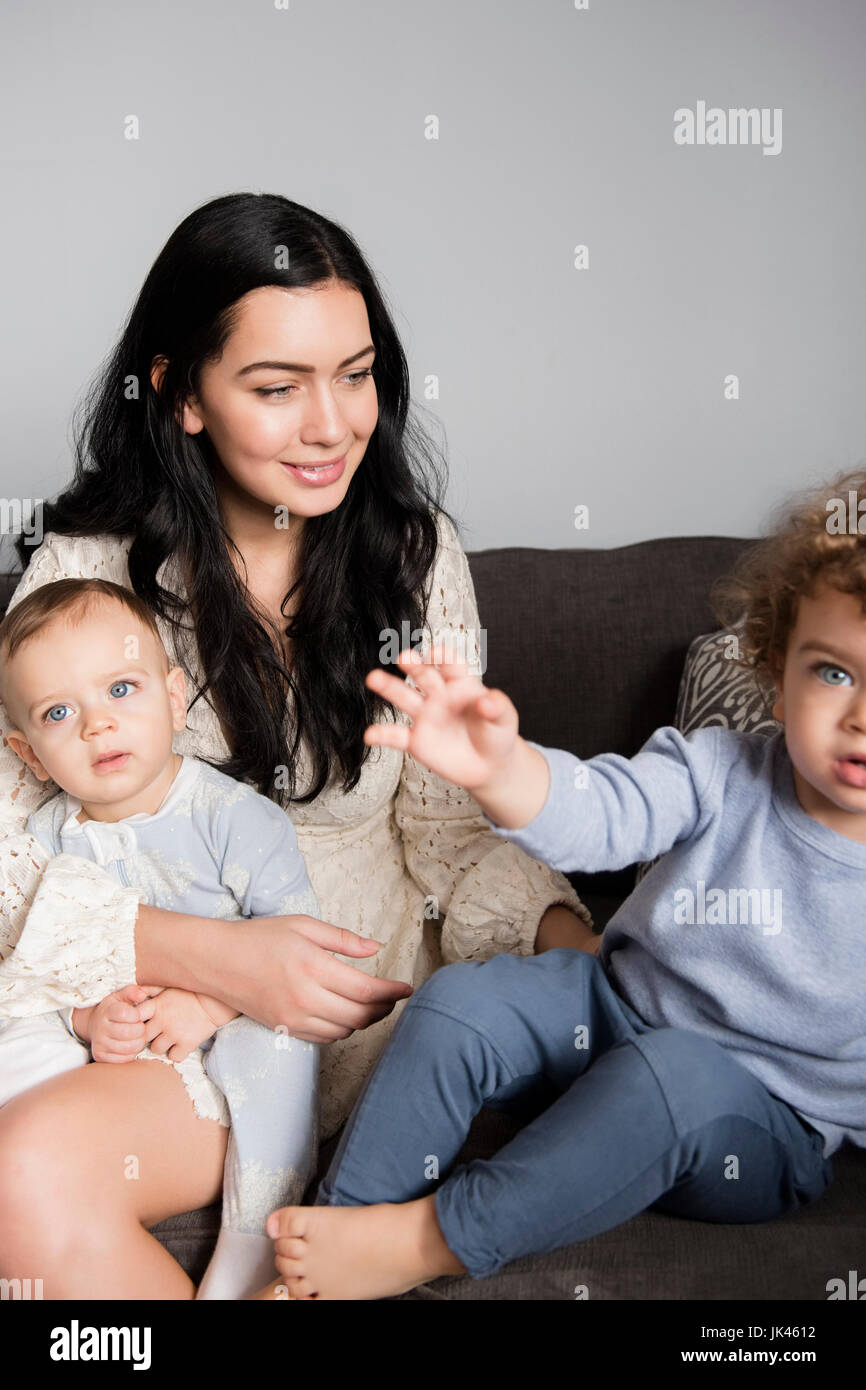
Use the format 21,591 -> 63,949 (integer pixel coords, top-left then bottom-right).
17,193 -> 452,804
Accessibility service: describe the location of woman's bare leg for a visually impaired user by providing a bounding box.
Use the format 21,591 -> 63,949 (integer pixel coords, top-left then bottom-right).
0,1058 -> 228,1299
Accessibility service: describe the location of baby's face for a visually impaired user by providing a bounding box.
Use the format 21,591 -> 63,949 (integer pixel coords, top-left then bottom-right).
3,600 -> 187,806
772,583 -> 866,841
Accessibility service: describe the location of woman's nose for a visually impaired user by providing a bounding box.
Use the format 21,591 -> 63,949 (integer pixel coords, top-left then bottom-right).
299,388 -> 347,444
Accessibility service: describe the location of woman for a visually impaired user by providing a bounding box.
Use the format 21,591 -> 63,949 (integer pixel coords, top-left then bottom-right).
0,192 -> 595,1298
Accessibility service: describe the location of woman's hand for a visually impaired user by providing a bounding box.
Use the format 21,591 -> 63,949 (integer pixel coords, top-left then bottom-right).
364,646 -> 519,792
134,906 -> 414,1043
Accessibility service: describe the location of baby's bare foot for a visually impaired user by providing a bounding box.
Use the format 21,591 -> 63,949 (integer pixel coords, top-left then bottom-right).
267,1196 -> 466,1300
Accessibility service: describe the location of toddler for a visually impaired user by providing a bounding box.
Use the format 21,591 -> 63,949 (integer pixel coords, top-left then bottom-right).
264,469 -> 866,1300
0,576 -> 321,1300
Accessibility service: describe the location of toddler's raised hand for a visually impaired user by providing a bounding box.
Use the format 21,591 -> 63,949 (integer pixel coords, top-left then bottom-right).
364,645 -> 519,791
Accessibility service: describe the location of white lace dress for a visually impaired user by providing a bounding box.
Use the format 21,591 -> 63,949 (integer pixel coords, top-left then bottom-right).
0,512 -> 592,1139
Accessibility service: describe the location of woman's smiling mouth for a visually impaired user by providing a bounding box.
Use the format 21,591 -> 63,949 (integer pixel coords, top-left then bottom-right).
280,456 -> 346,486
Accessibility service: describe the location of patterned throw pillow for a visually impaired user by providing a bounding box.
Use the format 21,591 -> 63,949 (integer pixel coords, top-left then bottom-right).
633,627 -> 781,885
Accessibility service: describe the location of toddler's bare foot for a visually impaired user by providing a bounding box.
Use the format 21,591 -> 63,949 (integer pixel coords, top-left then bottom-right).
267,1195 -> 467,1300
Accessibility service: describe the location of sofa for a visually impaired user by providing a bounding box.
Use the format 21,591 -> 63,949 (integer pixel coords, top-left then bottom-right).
3,534 -> 864,1299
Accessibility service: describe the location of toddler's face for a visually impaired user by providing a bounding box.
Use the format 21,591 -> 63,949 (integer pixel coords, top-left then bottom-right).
3,599 -> 187,807
772,583 -> 866,841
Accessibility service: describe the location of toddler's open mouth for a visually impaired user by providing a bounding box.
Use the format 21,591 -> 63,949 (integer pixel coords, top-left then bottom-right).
834,757 -> 866,788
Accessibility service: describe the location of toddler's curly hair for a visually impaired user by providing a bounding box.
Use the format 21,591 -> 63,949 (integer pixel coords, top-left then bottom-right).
710,467 -> 866,716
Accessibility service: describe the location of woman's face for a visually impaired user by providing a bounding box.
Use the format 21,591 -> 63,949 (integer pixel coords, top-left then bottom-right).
159,281 -> 379,530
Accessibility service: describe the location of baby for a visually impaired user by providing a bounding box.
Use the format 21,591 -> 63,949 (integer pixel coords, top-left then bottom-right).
0,576 -> 322,1300
264,468 -> 866,1300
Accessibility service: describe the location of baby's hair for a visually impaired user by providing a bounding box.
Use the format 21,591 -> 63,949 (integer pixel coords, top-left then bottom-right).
710,467 -> 866,714
0,578 -> 168,715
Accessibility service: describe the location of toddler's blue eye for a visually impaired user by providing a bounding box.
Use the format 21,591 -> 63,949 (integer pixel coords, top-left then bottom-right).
817,663 -> 852,685
45,705 -> 69,723
110,681 -> 134,698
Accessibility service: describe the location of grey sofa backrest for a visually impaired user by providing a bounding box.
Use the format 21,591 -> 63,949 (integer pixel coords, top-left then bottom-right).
0,533 -> 756,764
467,536 -> 757,761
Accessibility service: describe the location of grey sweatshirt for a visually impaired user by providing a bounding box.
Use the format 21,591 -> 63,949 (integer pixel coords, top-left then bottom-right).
484,726 -> 866,1157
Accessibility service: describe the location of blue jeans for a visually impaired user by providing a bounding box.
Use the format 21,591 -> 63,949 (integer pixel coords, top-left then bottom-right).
316,949 -> 834,1278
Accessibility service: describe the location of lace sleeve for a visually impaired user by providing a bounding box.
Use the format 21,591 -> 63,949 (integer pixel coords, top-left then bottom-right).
0,537 -> 140,1016
393,513 -> 593,963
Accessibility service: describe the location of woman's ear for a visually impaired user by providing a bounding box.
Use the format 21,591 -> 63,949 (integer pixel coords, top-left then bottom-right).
150,355 -> 204,435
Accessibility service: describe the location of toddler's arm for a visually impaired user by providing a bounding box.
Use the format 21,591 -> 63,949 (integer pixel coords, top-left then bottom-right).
365,647 -> 718,875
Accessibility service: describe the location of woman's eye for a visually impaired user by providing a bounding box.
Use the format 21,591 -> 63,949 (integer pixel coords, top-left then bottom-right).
256,367 -> 373,399
816,663 -> 852,685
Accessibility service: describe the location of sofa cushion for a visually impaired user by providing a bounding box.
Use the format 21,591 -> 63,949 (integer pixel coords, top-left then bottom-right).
635,623 -> 783,885
393,1110 -> 866,1300
150,1103 -> 866,1300
673,626 -> 782,739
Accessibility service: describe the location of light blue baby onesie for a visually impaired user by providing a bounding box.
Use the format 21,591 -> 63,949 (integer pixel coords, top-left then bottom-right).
24,753 -> 322,1299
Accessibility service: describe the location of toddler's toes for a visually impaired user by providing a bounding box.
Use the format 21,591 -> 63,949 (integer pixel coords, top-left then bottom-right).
274,1235 -> 308,1262
267,1205 -> 307,1241
287,1276 -> 319,1300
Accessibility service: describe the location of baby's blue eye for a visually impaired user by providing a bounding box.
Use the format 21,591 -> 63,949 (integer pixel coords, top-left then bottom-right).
817,663 -> 852,685
41,681 -> 136,724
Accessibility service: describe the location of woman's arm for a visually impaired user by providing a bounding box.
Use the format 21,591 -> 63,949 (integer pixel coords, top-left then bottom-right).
133,904 -> 412,1039
133,792 -> 414,1036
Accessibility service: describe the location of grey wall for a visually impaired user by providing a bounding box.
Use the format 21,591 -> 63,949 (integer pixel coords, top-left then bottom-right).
2,0 -> 864,566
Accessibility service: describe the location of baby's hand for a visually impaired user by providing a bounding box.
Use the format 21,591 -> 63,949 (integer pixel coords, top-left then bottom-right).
364,646 -> 519,792
144,988 -> 222,1062
86,984 -> 162,1064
